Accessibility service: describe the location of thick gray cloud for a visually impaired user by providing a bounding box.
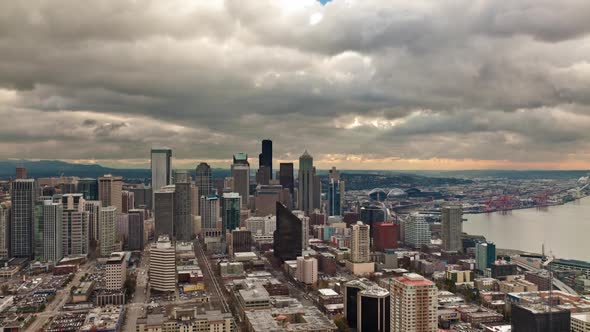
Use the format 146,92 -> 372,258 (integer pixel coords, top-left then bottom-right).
0,0 -> 590,169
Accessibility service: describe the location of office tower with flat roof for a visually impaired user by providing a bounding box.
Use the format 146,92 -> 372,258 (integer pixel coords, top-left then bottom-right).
128,209 -> 145,251
173,169 -> 189,184
221,193 -> 241,234
149,235 -> 176,292
313,173 -> 321,212
121,190 -> 134,214
174,173 -> 192,241
441,205 -> 463,252
296,256 -> 318,285
62,208 -> 89,256
191,183 -> 199,218
229,229 -> 252,254
201,195 -> 220,235
254,184 -> 282,217
129,186 -> 152,209
273,202 -> 302,262
11,179 -> 36,258
105,252 -> 127,290
279,162 -> 294,195
84,200 -> 101,245
261,139 -> 272,179
33,199 -> 44,260
358,287 -> 390,332
390,273 -> 438,332
231,153 -> 250,209
476,241 -> 496,273
373,222 -> 399,252
151,147 -> 172,193
77,178 -> 98,201
511,303 -> 570,332
16,166 -> 27,179
255,166 -> 270,186
98,174 -> 123,212
61,193 -> 85,211
39,200 -> 63,262
298,150 -> 318,214
351,221 -> 370,263
0,202 -> 10,258
100,206 -> 117,257
404,214 -> 431,249
328,177 -> 344,217
154,186 -> 175,239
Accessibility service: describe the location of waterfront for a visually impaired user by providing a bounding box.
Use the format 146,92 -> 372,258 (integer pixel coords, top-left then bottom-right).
464,196 -> 590,262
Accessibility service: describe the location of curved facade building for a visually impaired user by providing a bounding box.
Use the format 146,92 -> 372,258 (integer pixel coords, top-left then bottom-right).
149,235 -> 176,292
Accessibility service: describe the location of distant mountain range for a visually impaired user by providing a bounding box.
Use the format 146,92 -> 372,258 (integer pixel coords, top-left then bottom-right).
0,160 -> 150,179
0,160 -> 586,182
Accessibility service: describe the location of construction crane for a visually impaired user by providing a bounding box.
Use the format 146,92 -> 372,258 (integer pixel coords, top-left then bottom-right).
542,253 -> 555,330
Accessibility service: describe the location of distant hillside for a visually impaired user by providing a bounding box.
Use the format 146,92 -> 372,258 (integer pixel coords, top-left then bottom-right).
416,170 -> 590,180
336,172 -> 473,191
0,160 -> 231,180
0,160 -> 150,179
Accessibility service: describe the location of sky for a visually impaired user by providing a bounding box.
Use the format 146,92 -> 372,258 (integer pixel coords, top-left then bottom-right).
1,0 -> 590,170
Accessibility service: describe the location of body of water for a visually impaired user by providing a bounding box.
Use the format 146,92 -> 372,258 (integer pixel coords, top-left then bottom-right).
463,197 -> 590,262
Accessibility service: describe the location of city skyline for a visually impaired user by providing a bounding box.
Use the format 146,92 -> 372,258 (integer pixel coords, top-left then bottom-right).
2,1 -> 590,170
1,2 -> 589,331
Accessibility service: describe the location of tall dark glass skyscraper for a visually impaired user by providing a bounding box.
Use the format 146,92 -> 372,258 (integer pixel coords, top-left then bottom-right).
260,139 -> 272,179
273,202 -> 302,262
279,163 -> 294,194
359,203 -> 386,238
328,179 -> 343,216
196,162 -> 212,196
11,179 -> 36,258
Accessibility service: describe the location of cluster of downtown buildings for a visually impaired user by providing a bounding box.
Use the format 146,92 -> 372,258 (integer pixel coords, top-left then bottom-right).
0,140 -> 589,331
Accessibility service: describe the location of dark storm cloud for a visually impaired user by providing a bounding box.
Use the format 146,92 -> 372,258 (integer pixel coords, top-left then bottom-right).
0,0 -> 590,167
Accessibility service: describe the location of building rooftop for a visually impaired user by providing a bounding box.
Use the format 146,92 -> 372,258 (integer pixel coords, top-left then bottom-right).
318,289 -> 339,297
80,306 -> 124,331
245,307 -> 335,332
239,287 -> 270,302
572,312 -> 590,323
360,286 -> 389,298
396,273 -> 435,287
106,252 -> 125,264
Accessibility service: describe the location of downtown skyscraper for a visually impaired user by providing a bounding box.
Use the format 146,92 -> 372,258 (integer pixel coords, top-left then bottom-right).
196,162 -> 213,196
221,193 -> 241,234
298,151 -> 319,214
151,147 -> 172,192
257,139 -> 273,183
11,179 -> 36,258
38,200 -> 63,262
441,205 -> 463,252
279,163 -> 294,194
231,153 -> 250,209
98,174 -> 123,212
327,167 -> 345,217
173,170 -> 193,241
273,202 -> 303,262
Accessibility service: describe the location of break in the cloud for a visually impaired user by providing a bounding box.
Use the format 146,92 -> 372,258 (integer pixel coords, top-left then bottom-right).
1,0 -> 590,170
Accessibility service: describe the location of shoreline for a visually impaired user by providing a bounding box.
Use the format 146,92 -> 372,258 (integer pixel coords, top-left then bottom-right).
464,195 -> 590,215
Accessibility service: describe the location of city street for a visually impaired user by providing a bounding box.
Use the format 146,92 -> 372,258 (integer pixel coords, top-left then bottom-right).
123,252 -> 149,332
27,262 -> 94,332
